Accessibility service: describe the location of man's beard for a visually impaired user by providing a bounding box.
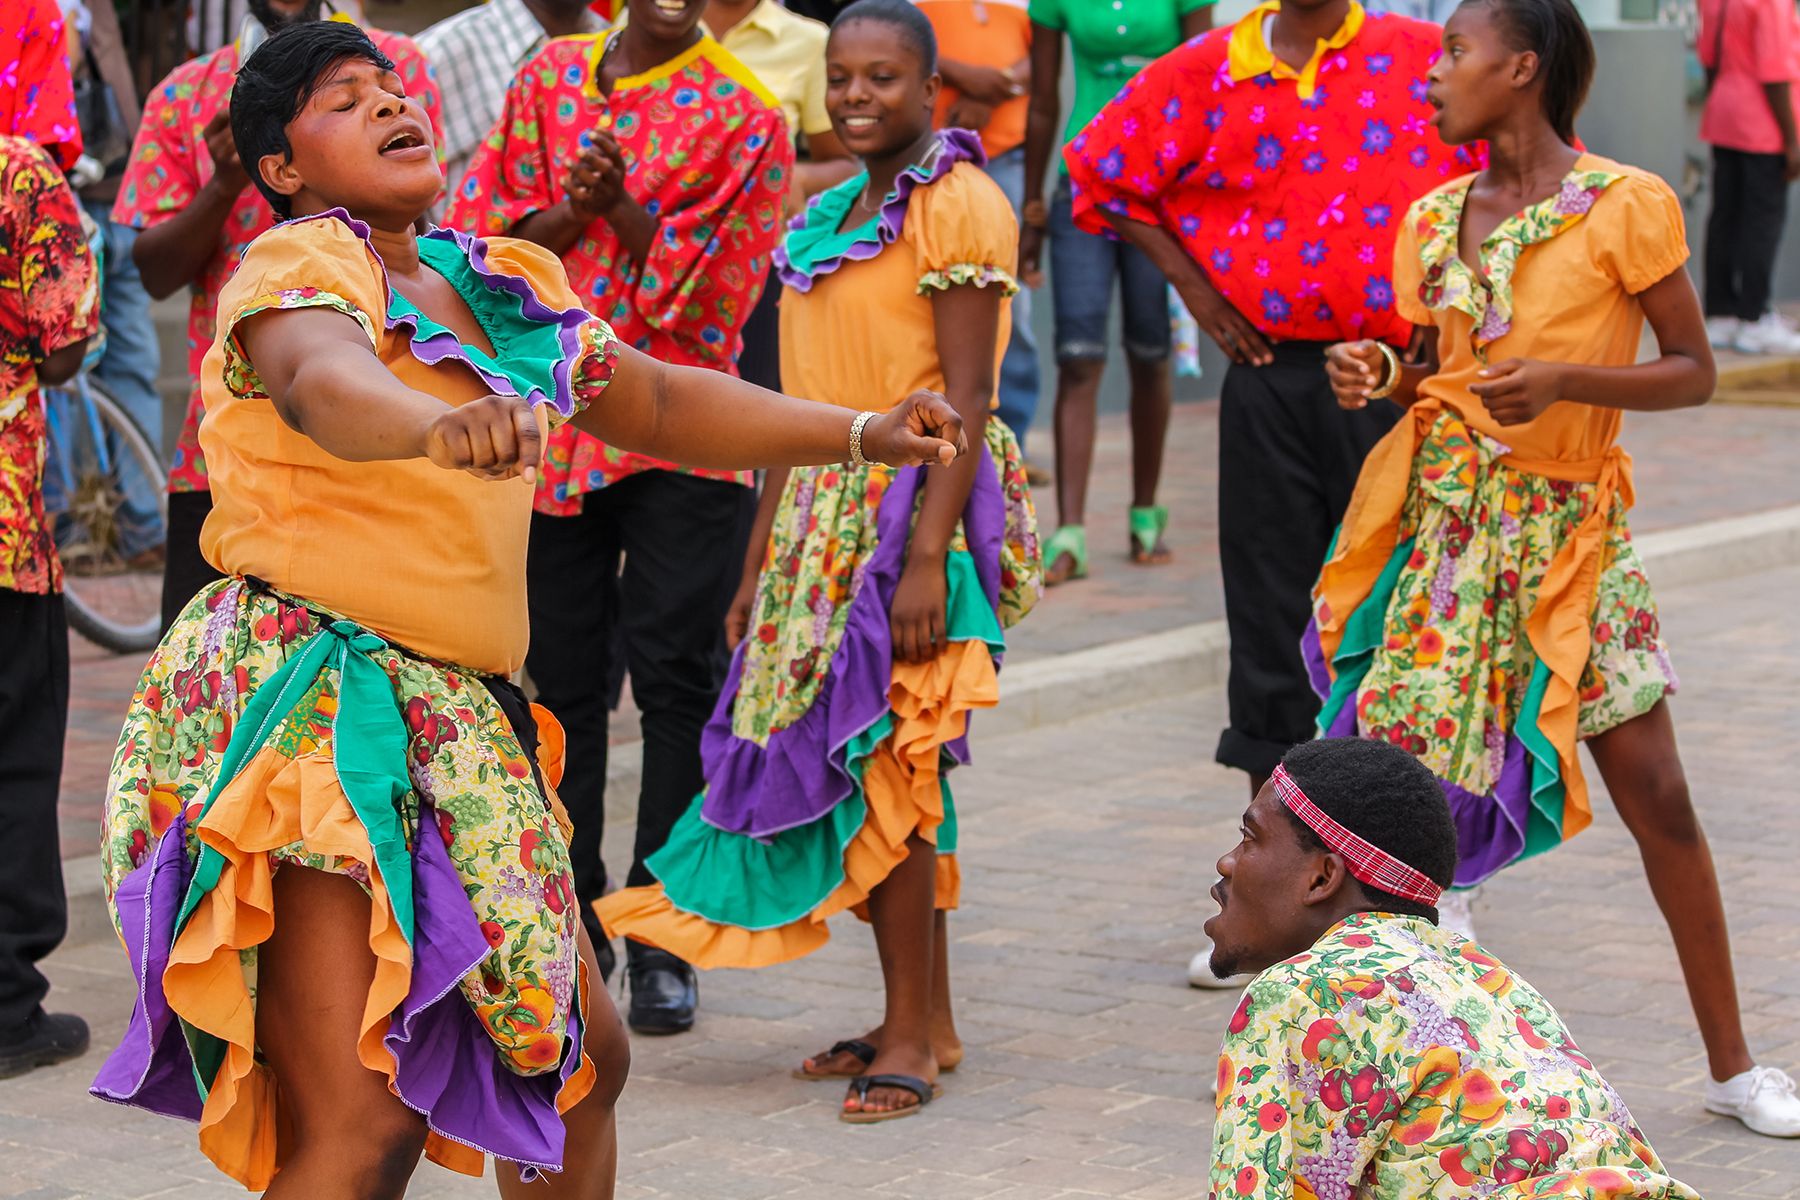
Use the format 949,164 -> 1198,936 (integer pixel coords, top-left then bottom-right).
247,0 -> 328,32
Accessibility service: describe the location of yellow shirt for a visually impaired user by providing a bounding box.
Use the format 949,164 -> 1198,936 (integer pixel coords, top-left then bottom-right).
707,0 -> 831,140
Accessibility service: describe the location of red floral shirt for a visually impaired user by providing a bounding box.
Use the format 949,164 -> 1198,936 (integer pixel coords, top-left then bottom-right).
0,134 -> 99,594
1067,2 -> 1477,346
449,33 -> 792,513
112,29 -> 442,493
0,0 -> 82,170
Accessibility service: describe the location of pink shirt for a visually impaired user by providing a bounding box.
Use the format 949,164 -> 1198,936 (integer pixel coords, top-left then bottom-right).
1699,0 -> 1800,154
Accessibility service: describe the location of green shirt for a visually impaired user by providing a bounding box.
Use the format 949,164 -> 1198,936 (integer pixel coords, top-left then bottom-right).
1028,0 -> 1214,172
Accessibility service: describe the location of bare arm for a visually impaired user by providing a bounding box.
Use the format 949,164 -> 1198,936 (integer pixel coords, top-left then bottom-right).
1469,269 -> 1715,424
1767,81 -> 1800,179
1018,22 -> 1063,282
891,283 -> 1001,664
575,343 -> 966,469
1100,209 -> 1272,365
37,339 -> 90,387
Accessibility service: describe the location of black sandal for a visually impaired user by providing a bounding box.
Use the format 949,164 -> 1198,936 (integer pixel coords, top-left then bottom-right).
792,1038 -> 877,1080
839,1073 -> 941,1124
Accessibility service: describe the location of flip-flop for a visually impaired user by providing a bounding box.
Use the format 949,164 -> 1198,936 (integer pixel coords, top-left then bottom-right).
839,1073 -> 941,1124
792,1038 -> 876,1081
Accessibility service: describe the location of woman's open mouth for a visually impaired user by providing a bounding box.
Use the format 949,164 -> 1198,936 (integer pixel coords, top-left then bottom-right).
652,0 -> 690,16
380,129 -> 431,159
839,115 -> 881,133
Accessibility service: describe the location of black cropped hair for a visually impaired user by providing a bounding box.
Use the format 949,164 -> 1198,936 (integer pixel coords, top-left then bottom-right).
832,0 -> 939,75
231,20 -> 394,221
1466,0 -> 1595,145
1278,737 -> 1459,922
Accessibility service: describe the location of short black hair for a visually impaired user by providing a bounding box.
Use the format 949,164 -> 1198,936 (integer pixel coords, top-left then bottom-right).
231,20 -> 394,221
1277,738 -> 1459,921
1466,0 -> 1594,145
831,0 -> 938,75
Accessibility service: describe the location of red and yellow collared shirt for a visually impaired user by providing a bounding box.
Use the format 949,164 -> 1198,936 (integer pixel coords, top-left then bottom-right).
449,32 -> 792,512
1067,2 -> 1478,346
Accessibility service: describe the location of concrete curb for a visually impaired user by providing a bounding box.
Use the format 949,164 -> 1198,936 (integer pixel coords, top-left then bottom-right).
58,503 -> 1800,948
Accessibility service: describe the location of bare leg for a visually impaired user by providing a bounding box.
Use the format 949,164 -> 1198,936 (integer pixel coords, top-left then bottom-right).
1125,355 -> 1172,514
799,908 -> 963,1077
842,835 -> 939,1116
1586,700 -> 1754,1082
497,923 -> 628,1200
258,868 -> 428,1200
1047,358 -> 1104,584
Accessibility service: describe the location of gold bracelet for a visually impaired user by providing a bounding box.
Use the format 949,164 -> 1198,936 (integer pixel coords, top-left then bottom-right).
1365,341 -> 1403,401
848,410 -> 878,467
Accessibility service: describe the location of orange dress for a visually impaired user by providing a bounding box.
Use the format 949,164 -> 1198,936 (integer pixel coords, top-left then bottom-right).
598,132 -> 1042,967
1309,156 -> 1688,884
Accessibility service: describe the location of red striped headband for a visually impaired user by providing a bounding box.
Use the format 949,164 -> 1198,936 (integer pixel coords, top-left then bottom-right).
1272,764 -> 1445,906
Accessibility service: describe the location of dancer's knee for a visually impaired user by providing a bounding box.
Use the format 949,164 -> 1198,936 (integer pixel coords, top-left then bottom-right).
304,1106 -> 427,1200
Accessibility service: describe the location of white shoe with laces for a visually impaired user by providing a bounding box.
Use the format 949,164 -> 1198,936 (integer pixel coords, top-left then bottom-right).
1704,1066 -> 1800,1137
1706,315 -> 1742,347
1187,935 -> 1253,991
1732,312 -> 1800,356
1435,887 -> 1479,940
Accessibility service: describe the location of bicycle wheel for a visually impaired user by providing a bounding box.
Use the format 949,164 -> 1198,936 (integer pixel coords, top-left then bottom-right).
41,374 -> 168,654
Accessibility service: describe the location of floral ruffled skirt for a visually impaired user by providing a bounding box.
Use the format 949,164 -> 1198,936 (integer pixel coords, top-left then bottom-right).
599,418 -> 1040,965
1307,413 -> 1675,886
91,579 -> 594,1188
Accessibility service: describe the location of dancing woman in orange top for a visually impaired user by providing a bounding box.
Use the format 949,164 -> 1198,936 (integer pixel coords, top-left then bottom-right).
1314,0 -> 1800,1137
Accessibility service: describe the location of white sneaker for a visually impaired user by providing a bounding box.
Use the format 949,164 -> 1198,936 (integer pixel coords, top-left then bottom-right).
1436,887 -> 1479,940
1705,315 -> 1742,348
1732,312 -> 1800,356
1704,1066 -> 1800,1137
1187,936 -> 1254,990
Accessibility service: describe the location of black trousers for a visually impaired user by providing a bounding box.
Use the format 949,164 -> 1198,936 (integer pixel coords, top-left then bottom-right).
736,266 -> 782,393
0,589 -> 70,1031
1704,146 -> 1790,322
161,489 -> 224,633
1215,341 -> 1397,778
526,470 -> 755,911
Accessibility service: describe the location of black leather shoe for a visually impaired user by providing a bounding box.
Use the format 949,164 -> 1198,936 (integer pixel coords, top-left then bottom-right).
626,944 -> 697,1035
0,1011 -> 90,1080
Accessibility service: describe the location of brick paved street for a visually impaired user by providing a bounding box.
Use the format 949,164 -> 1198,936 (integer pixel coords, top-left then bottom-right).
9,558 -> 1800,1198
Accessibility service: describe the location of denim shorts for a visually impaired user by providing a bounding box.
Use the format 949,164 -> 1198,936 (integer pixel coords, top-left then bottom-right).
1048,178 -> 1172,365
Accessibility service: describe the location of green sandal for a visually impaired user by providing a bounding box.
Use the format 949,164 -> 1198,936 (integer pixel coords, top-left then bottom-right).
1043,525 -> 1088,585
1129,505 -> 1172,565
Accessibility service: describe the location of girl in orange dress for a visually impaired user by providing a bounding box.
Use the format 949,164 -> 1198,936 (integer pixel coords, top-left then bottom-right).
90,20 -> 969,1197
1315,0 -> 1800,1137
600,0 -> 1041,1123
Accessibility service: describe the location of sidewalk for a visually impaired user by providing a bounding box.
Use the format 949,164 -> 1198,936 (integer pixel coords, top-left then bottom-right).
9,560 -> 1800,1198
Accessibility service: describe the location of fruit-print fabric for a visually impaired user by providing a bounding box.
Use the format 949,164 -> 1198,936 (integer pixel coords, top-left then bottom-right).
1353,409 -> 1674,802
100,580 -> 582,1076
1064,2 -> 1478,347
0,134 -> 98,593
450,32 -> 793,513
1212,912 -> 1700,1199
111,29 -> 442,493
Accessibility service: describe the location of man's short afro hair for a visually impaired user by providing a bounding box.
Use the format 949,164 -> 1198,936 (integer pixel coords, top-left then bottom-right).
1278,737 -> 1459,920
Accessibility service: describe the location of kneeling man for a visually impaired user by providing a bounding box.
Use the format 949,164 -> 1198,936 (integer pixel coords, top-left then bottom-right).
1204,737 -> 1697,1199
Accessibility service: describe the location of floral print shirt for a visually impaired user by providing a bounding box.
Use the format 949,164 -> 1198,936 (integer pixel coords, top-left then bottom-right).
0,134 -> 98,594
449,33 -> 792,513
0,0 -> 82,170
1213,913 -> 1698,1199
1065,2 -> 1478,346
112,29 -> 442,493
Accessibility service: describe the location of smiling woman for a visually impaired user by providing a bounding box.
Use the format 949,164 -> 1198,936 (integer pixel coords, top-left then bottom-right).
87,18 -> 970,1199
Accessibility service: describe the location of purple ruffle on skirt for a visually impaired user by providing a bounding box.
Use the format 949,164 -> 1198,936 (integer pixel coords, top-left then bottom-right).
90,812 -> 202,1120
697,447 -> 1007,840
90,804 -> 585,1179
